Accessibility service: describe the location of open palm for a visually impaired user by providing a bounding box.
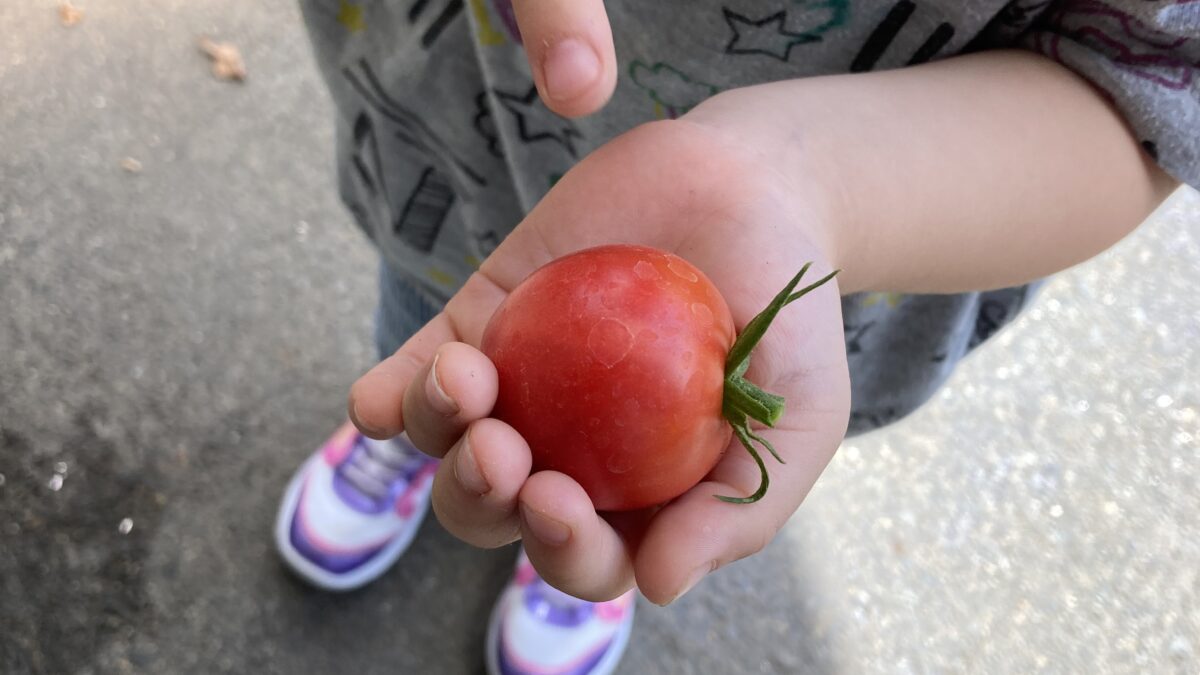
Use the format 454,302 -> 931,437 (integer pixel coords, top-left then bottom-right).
349,119 -> 851,604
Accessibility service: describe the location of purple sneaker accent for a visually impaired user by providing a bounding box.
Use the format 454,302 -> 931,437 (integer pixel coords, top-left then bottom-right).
332,435 -> 432,515
288,509 -> 383,574
331,469 -> 386,514
524,581 -> 594,628
497,628 -> 611,675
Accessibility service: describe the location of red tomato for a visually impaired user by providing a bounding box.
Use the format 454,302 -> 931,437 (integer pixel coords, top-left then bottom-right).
481,245 -> 736,511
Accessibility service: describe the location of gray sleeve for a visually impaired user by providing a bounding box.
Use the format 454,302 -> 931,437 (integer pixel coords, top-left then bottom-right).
1019,1 -> 1200,189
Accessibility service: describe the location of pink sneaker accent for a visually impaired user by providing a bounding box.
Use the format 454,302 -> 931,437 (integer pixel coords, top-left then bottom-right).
321,423 -> 359,465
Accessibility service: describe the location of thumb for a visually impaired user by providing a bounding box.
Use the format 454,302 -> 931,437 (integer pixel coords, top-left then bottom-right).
511,0 -> 617,118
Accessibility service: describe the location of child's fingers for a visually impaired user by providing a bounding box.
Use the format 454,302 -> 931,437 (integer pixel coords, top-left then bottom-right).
430,418 -> 531,548
348,272 -> 509,441
348,313 -> 458,439
510,0 -> 616,117
400,342 -> 498,459
518,471 -> 637,602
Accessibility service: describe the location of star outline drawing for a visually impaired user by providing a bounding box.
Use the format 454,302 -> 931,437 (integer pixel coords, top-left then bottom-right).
723,7 -> 825,61
493,85 -> 584,158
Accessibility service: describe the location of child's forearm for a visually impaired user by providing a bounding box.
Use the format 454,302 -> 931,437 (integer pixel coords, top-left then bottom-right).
685,50 -> 1179,295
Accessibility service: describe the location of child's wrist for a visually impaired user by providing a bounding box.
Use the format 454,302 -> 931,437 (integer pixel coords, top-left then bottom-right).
679,92 -> 850,290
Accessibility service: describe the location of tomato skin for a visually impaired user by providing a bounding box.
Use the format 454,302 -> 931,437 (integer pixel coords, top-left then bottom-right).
481,245 -> 736,511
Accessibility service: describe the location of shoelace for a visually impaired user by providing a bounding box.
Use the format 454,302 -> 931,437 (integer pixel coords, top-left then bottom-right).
340,435 -> 428,501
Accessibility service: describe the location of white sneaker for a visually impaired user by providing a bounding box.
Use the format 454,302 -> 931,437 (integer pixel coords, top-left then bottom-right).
274,422 -> 438,591
487,549 -> 636,675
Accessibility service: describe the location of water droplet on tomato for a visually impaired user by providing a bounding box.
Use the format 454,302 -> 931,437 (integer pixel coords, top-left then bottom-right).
690,302 -> 713,325
588,318 -> 634,368
606,451 -> 634,474
666,256 -> 699,283
634,260 -> 659,280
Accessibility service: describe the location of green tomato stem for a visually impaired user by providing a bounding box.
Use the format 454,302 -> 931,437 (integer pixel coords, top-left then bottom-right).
723,376 -> 785,427
715,423 -> 769,504
715,264 -> 838,504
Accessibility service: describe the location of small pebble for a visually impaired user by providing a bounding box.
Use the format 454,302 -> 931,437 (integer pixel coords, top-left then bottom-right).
58,1 -> 83,27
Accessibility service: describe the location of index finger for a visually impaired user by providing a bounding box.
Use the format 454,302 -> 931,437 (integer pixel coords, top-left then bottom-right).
348,271 -> 508,439
511,0 -> 617,117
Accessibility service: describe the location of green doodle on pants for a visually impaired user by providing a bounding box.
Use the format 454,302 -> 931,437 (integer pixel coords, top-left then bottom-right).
629,61 -> 720,119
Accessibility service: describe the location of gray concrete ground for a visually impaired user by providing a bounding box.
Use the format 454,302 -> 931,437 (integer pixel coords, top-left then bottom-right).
1,1 -> 1197,673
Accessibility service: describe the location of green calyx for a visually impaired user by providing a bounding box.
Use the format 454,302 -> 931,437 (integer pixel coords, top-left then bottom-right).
716,263 -> 839,504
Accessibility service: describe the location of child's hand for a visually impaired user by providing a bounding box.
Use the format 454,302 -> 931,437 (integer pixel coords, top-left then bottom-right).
353,43 -> 1176,604
506,0 -> 617,118
347,49 -> 1176,604
347,118 -> 851,604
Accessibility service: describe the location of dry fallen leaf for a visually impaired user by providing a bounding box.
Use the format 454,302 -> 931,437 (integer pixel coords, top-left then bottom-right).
119,157 -> 143,174
198,37 -> 246,82
59,1 -> 84,27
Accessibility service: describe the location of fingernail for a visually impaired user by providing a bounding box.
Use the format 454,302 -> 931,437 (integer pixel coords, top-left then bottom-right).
542,38 -> 600,102
520,504 -> 571,547
350,400 -> 387,438
454,436 -> 490,496
661,561 -> 714,606
426,353 -> 459,416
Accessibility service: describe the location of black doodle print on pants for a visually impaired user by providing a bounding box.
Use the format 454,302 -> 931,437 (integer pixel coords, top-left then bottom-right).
721,7 -> 822,62
851,1 -> 955,72
343,59 -> 486,189
347,112 -> 384,236
908,22 -> 955,65
474,229 -> 502,257
396,167 -> 455,252
473,91 -> 503,158
348,112 -> 455,253
493,86 -> 584,158
409,0 -> 465,49
993,0 -> 1053,33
